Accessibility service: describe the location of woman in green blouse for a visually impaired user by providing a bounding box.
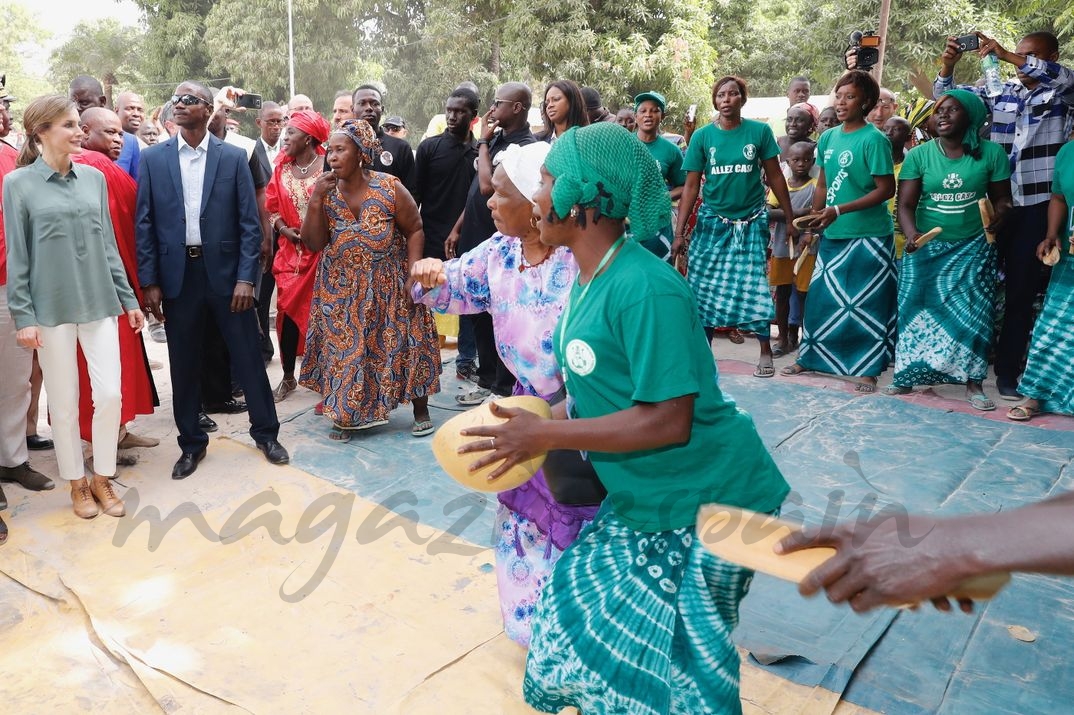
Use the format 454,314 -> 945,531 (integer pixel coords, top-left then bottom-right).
3,95 -> 143,520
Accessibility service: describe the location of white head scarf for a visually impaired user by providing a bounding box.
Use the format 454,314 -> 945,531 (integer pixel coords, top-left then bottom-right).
494,142 -> 552,205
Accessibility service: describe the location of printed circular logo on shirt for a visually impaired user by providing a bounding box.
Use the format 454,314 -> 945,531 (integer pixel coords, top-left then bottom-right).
379,150 -> 394,166
838,150 -> 853,167
942,172 -> 964,189
742,143 -> 757,160
565,339 -> 597,376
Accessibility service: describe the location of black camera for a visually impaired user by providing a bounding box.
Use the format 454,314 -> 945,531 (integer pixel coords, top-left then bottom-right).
955,34 -> 980,52
846,30 -> 882,70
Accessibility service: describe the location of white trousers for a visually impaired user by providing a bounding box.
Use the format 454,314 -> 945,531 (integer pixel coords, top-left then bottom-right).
0,290 -> 32,468
36,317 -> 121,481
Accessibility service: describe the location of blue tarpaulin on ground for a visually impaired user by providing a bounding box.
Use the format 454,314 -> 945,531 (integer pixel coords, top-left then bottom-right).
284,372 -> 1074,713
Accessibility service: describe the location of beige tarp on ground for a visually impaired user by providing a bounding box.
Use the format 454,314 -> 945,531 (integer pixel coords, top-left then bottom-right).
0,437 -> 872,714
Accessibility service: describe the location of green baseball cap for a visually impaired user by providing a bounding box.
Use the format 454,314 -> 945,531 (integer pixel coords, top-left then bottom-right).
633,91 -> 666,113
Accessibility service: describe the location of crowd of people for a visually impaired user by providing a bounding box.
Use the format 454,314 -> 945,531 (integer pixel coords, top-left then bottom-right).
2,26 -> 1074,712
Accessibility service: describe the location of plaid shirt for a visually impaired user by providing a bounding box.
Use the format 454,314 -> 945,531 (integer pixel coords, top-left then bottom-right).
935,56 -> 1074,206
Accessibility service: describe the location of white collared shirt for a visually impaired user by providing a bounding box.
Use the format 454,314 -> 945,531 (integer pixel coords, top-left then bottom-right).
260,137 -> 281,166
178,131 -> 210,246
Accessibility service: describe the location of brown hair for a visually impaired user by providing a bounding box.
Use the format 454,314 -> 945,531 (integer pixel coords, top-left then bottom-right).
834,70 -> 880,116
17,95 -> 77,167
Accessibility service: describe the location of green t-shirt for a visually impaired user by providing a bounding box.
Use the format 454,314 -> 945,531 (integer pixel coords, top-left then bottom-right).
1053,141 -> 1074,242
554,240 -> 789,532
817,123 -> 894,239
683,119 -> 780,219
641,135 -> 687,190
900,140 -> 1011,241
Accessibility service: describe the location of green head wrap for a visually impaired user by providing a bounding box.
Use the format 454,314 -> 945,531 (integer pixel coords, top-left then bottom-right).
543,122 -> 670,240
940,89 -> 987,157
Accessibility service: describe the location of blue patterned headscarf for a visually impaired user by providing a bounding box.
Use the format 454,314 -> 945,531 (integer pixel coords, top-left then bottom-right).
333,119 -> 380,166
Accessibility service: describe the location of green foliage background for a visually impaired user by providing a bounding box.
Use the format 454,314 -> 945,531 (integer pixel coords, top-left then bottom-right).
4,0 -> 1070,134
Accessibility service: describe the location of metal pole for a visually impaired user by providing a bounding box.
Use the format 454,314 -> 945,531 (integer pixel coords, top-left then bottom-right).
287,0 -> 296,99
876,0 -> 892,85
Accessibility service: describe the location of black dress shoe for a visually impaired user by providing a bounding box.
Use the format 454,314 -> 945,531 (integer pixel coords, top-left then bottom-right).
199,412 -> 219,432
26,435 -> 54,451
0,482 -> 7,510
256,440 -> 290,465
0,514 -> 7,544
0,463 -> 55,491
172,450 -> 207,479
204,399 -> 248,414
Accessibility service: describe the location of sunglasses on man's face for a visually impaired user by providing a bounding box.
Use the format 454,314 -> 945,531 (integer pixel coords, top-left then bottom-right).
171,94 -> 211,107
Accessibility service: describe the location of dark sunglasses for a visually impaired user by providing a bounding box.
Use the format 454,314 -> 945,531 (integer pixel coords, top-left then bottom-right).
171,93 -> 211,107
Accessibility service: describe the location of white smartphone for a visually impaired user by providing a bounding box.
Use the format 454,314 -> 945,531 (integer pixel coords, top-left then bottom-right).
686,104 -> 698,122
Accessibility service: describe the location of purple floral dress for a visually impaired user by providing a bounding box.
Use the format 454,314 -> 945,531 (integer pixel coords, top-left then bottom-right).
415,233 -> 599,646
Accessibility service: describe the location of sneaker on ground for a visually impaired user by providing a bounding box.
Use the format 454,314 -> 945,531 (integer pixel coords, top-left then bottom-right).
455,388 -> 492,406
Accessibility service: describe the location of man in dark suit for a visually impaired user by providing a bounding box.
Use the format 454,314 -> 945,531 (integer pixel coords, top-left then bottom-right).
136,81 -> 288,479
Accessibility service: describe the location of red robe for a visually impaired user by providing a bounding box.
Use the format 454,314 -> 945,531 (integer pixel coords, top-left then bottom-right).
72,150 -> 156,439
265,162 -> 322,354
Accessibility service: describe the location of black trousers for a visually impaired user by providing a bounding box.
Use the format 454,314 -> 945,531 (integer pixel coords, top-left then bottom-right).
472,312 -> 515,396
164,256 -> 280,454
994,203 -> 1051,385
200,317 -> 233,405
256,239 -> 279,358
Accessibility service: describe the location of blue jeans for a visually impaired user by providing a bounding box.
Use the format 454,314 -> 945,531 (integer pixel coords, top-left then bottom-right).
457,315 -> 476,370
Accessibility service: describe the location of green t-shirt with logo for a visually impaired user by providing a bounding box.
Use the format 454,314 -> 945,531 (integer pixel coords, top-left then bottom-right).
817,123 -> 894,239
899,140 -> 1010,242
642,135 -> 687,190
554,240 -> 789,532
683,119 -> 780,219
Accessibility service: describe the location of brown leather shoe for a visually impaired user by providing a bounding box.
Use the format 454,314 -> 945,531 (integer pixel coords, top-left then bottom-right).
117,430 -> 160,449
89,475 -> 125,517
71,478 -> 99,519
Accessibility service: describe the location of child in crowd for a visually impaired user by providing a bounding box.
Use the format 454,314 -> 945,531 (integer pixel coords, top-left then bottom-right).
768,141 -> 819,355
817,106 -> 839,135
884,116 -> 912,267
614,107 -> 636,132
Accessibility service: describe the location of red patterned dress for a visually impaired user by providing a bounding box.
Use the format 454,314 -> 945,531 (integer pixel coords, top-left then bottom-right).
299,172 -> 441,428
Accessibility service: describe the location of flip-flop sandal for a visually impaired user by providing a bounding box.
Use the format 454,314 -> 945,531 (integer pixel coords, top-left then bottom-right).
780,363 -> 809,377
883,385 -> 912,396
968,394 -> 996,411
411,419 -> 435,437
854,381 -> 877,394
753,363 -> 775,378
328,426 -> 352,442
728,329 -> 746,344
771,345 -> 789,358
356,419 -> 390,431
1007,404 -> 1039,422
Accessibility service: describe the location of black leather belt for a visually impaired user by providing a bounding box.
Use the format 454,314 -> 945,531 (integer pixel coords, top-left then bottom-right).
186,246 -> 203,258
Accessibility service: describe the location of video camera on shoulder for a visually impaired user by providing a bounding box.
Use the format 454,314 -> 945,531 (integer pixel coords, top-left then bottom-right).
845,30 -> 881,70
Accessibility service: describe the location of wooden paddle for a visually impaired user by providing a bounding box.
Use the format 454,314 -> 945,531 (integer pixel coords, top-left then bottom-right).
793,235 -> 812,275
979,198 -> 996,244
911,226 -> 943,250
696,505 -> 1011,604
1043,243 -> 1062,266
792,214 -> 824,230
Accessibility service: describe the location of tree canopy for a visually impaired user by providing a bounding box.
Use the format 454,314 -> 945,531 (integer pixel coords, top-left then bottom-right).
13,0 -> 1073,135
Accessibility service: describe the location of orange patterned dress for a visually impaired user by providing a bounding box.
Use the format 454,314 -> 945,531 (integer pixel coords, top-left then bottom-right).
299,172 -> 441,428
